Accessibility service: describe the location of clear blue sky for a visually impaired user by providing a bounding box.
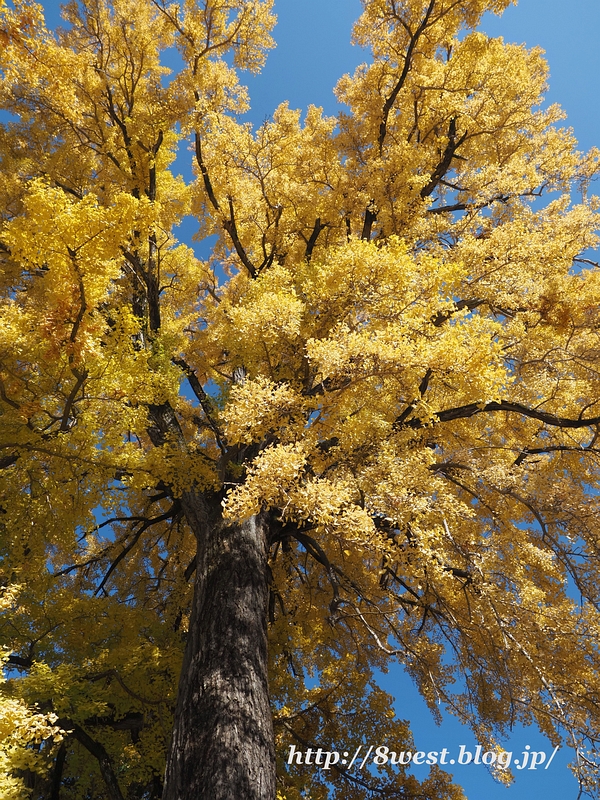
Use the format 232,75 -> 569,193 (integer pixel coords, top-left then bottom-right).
36,2 -> 600,798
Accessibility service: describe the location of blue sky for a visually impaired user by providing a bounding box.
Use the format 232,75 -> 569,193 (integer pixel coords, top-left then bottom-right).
245,0 -> 600,152
35,2 -> 600,798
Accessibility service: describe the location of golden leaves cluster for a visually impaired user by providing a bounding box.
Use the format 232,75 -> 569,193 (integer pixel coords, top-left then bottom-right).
1,0 -> 600,797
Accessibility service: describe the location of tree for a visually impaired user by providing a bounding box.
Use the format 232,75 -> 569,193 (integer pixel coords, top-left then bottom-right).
1,0 -> 600,797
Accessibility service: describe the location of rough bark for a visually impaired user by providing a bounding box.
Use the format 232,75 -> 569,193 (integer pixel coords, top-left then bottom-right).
162,493 -> 276,800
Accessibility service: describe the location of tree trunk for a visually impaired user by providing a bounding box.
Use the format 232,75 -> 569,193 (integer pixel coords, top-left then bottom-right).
162,494 -> 276,800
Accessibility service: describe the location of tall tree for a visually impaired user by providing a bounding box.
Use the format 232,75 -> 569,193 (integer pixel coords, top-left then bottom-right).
1,0 -> 600,798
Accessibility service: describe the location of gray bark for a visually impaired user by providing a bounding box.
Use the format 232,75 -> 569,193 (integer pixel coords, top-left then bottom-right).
162,494 -> 276,800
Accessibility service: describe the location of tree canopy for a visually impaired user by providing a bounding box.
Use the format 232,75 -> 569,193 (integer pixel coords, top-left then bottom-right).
1,0 -> 600,798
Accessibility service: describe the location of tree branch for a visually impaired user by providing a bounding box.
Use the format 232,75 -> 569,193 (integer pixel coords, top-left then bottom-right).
420,117 -> 468,199
194,132 -> 221,213
94,505 -> 180,596
194,134 -> 257,278
431,297 -> 485,326
394,367 -> 433,425
184,555 -> 197,582
513,444 -> 600,467
55,720 -> 125,800
222,196 -> 257,278
394,400 -> 600,432
85,670 -> 164,707
304,217 -> 325,262
60,368 -> 88,432
173,358 -> 227,454
0,454 -> 18,470
360,201 -> 377,241
7,653 -> 32,669
378,0 -> 437,152
50,741 -> 67,800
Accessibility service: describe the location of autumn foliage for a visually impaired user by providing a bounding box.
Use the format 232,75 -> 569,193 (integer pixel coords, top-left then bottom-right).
1,0 -> 600,798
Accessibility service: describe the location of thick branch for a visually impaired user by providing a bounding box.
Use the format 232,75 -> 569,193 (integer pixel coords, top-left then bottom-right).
420,117 -> 468,200
427,187 -> 544,216
66,248 -> 88,346
304,217 -> 325,262
50,742 -> 67,800
395,400 -> 600,431
431,298 -> 485,327
147,401 -> 186,449
394,367 -> 433,426
146,130 -> 164,202
222,196 -> 257,278
304,376 -> 352,398
60,369 -> 88,432
513,444 -> 600,467
48,178 -> 83,200
360,201 -> 377,241
426,201 -> 471,215
184,555 -> 197,582
194,132 -> 221,213
7,653 -> 32,669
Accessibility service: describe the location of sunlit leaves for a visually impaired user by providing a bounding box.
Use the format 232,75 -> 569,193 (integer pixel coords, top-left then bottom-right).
1,0 -> 600,798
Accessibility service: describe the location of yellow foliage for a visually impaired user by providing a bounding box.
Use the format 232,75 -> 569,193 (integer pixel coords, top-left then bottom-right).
0,654 -> 65,799
1,0 -> 600,798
